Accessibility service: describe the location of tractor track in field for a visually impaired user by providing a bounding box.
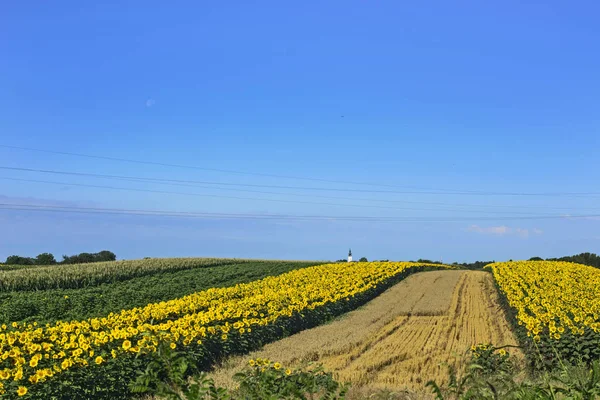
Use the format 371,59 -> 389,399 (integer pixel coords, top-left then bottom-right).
210,270 -> 521,397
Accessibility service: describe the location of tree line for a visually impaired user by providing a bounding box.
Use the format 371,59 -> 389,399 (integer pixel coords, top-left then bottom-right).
454,253 -> 600,270
338,253 -> 600,270
531,252 -> 600,269
3,250 -> 117,266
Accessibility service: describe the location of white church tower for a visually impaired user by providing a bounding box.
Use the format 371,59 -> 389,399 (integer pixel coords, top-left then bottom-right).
348,248 -> 352,262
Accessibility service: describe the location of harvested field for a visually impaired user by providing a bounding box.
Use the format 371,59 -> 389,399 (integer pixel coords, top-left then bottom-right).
210,270 -> 521,396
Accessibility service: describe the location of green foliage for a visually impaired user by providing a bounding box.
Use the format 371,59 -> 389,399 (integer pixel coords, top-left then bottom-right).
61,250 -> 116,264
5,255 -> 35,265
359,257 -> 368,262
533,330 -> 600,370
454,261 -> 495,270
427,344 -> 600,400
235,359 -> 347,399
0,260 -> 320,324
35,252 -> 57,265
131,341 -> 230,400
131,344 -> 346,400
547,253 -> 600,269
470,343 -> 514,375
523,253 -> 600,269
554,360 -> 600,399
0,264 -> 38,272
452,253 -> 600,271
416,258 -> 444,264
5,250 -> 115,266
0,257 -> 292,292
23,349 -> 145,399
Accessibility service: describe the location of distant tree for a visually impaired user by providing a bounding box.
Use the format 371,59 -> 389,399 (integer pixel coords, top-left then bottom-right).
61,250 -> 117,264
6,250 -> 118,266
5,255 -> 34,265
359,257 -> 368,262
97,250 -> 117,262
335,259 -> 347,263
529,256 -> 544,261
80,253 -> 95,263
35,253 -> 56,265
417,258 -> 444,265
5,256 -> 18,265
455,261 -> 495,270
61,254 -> 79,264
548,252 -> 600,269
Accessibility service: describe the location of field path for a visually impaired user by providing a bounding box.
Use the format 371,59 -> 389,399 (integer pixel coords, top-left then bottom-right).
210,270 -> 521,395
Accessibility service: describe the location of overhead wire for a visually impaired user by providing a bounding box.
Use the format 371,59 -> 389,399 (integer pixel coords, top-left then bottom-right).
3,144 -> 598,196
0,177 -> 573,216
1,166 -> 598,213
0,203 -> 596,222
1,144 -> 471,191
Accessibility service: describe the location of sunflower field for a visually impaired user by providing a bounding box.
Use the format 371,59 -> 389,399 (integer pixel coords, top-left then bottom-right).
489,260 -> 600,368
0,261 -> 448,399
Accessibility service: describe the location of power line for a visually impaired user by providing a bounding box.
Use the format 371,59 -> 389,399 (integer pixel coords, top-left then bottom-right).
0,166 -> 585,214
2,166 -> 600,214
0,166 -> 469,194
0,203 -> 377,220
0,203 -> 597,222
3,144 -> 466,191
0,176 -> 475,212
0,177 -> 570,216
5,144 -> 593,196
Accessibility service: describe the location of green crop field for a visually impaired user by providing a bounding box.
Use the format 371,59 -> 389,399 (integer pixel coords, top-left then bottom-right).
0,257 -> 272,291
0,258 -> 322,324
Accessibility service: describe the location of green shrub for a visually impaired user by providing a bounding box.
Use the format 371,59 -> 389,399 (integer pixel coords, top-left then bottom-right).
427,343 -> 600,400
131,342 -> 347,399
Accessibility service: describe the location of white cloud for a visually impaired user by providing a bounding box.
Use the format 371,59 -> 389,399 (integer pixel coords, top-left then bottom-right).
467,225 -> 544,238
145,98 -> 156,107
467,225 -> 510,235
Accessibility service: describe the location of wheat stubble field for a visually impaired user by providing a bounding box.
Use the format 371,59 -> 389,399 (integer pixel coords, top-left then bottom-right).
211,270 -> 521,397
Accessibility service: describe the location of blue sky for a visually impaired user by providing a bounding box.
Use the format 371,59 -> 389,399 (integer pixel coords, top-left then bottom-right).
0,1 -> 598,262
